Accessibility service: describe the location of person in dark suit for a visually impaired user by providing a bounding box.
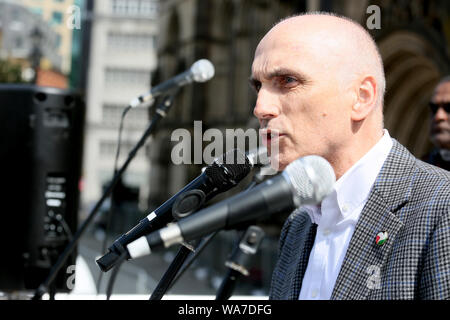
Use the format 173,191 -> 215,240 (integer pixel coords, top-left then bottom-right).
423,77 -> 450,171
250,12 -> 450,299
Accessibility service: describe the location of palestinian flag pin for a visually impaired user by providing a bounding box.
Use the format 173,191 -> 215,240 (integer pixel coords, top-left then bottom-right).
376,231 -> 388,246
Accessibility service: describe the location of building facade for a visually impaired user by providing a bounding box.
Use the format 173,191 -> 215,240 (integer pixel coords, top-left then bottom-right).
15,0 -> 76,74
0,1 -> 62,72
82,0 -> 159,212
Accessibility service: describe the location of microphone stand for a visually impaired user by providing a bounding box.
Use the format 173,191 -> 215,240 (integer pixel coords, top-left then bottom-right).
149,232 -> 219,300
165,231 -> 217,292
32,93 -> 178,300
149,241 -> 197,300
149,188 -> 209,300
215,225 -> 265,300
148,176 -> 262,300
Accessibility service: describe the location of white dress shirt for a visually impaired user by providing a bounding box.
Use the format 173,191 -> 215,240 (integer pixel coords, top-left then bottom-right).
298,130 -> 393,300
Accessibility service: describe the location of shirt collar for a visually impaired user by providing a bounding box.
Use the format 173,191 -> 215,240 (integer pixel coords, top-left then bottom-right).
331,129 -> 393,220
306,130 -> 393,225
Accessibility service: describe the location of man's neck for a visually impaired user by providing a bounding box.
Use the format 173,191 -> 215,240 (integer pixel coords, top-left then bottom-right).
330,130 -> 385,180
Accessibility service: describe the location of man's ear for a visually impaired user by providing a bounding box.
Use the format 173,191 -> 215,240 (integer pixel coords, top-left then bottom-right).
351,76 -> 377,121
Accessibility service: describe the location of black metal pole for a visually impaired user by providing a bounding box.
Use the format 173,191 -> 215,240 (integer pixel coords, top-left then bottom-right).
166,232 -> 217,292
149,244 -> 194,300
215,268 -> 240,301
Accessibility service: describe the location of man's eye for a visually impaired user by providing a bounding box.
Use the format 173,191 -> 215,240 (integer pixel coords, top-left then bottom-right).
280,76 -> 297,86
250,80 -> 261,92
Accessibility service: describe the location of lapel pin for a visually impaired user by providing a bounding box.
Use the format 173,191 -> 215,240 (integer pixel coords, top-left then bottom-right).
376,231 -> 388,246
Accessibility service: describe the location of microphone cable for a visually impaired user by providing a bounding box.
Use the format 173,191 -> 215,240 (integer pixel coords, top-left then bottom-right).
96,105 -> 132,295
101,93 -> 178,299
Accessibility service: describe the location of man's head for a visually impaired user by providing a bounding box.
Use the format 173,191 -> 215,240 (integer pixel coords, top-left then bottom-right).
429,77 -> 450,150
251,12 -> 385,177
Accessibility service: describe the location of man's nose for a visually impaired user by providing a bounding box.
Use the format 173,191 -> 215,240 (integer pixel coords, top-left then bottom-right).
434,106 -> 449,122
253,89 -> 280,120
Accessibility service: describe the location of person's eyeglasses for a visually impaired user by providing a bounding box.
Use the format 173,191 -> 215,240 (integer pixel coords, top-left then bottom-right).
429,102 -> 450,114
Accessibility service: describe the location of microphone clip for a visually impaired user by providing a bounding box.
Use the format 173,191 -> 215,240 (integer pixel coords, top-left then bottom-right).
172,189 -> 207,252
224,226 -> 265,276
172,189 -> 206,220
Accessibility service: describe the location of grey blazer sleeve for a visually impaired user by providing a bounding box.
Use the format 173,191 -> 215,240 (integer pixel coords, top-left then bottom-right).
419,205 -> 450,299
269,210 -> 316,300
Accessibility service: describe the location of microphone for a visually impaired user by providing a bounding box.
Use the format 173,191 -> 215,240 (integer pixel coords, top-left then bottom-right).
128,59 -> 215,108
126,155 -> 336,259
96,148 -> 257,272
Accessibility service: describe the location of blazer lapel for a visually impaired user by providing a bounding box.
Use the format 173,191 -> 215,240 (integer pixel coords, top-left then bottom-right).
330,190 -> 404,299
331,140 -> 415,300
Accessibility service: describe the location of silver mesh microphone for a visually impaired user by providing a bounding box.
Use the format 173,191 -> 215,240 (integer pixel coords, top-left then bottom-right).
129,59 -> 215,108
190,59 -> 215,82
283,155 -> 336,206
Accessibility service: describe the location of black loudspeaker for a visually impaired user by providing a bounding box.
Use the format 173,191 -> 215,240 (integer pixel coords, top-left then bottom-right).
0,84 -> 85,292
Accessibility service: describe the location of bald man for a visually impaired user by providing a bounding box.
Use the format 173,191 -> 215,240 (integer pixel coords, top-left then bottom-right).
251,13 -> 450,300
424,77 -> 450,171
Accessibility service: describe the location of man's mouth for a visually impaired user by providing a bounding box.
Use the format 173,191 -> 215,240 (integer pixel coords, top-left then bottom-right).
260,129 -> 285,144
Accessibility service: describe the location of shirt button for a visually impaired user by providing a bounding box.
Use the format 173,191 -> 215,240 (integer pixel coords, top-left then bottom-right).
323,229 -> 331,236
311,290 -> 318,298
342,204 -> 349,212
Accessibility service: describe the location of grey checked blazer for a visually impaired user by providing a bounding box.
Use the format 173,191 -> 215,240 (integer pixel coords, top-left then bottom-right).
269,139 -> 450,300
